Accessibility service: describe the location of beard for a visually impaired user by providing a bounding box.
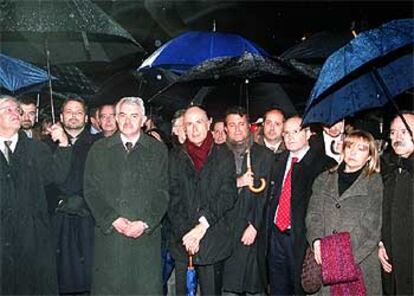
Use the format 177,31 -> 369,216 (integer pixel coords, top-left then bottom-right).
20,120 -> 33,130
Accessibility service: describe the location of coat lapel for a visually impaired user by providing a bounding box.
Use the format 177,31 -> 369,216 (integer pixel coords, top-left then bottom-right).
338,171 -> 369,201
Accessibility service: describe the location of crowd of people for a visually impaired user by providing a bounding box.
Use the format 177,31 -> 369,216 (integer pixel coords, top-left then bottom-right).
0,93 -> 413,296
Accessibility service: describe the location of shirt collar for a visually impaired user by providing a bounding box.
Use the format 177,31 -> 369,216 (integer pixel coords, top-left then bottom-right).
0,133 -> 19,153
120,133 -> 141,149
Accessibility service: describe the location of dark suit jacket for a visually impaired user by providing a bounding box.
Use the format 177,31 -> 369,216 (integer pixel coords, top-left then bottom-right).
265,145 -> 336,294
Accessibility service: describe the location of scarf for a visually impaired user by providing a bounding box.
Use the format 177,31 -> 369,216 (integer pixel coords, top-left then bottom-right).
321,232 -> 366,296
185,132 -> 214,172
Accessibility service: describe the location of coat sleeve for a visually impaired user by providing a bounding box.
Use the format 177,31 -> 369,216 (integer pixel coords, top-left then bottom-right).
168,152 -> 192,239
306,171 -> 327,247
143,146 -> 169,235
84,144 -> 120,234
38,141 -> 72,186
352,174 -> 383,263
198,151 -> 238,226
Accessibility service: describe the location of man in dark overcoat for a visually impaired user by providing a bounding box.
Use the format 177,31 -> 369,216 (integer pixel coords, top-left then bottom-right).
46,96 -> 100,294
222,107 -> 273,295
379,112 -> 414,295
266,116 -> 335,295
168,106 -> 237,295
0,95 -> 71,295
84,96 -> 169,295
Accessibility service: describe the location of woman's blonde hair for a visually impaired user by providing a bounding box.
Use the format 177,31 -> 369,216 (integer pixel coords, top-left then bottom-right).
342,129 -> 380,176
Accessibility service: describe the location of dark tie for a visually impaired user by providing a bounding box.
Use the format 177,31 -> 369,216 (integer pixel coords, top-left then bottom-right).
4,140 -> 12,163
125,142 -> 133,153
274,156 -> 298,232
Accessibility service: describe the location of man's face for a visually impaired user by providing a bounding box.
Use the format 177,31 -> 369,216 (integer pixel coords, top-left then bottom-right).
324,120 -> 344,137
20,103 -> 36,130
172,116 -> 186,143
0,99 -> 21,136
225,114 -> 249,144
212,121 -> 227,144
99,105 -> 117,136
282,117 -> 310,153
184,107 -> 210,146
263,110 -> 284,142
390,114 -> 414,158
60,101 -> 87,131
116,102 -> 146,139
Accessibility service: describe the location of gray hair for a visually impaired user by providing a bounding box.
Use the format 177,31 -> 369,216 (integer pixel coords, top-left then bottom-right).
0,95 -> 18,106
115,97 -> 145,116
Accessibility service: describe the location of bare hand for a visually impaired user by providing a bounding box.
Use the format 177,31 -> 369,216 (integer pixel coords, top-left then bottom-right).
48,123 -> 69,147
378,245 -> 392,273
112,217 -> 131,234
313,240 -> 322,265
124,220 -> 148,239
241,224 -> 257,246
237,171 -> 254,188
183,223 -> 208,255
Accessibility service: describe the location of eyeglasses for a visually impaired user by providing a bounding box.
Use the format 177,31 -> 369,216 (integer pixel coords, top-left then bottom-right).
0,105 -> 23,116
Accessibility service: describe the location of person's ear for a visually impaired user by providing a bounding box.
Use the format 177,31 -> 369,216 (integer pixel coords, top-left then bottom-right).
140,115 -> 148,128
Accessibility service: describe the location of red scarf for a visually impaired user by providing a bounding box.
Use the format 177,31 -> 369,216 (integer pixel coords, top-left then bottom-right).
185,132 -> 214,172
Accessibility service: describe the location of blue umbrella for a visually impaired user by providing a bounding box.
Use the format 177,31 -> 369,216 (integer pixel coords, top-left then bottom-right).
0,53 -> 52,92
186,255 -> 197,296
303,18 -> 414,126
138,31 -> 269,73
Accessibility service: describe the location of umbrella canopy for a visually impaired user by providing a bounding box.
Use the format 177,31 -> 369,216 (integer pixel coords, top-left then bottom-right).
138,31 -> 269,73
0,53 -> 52,92
147,52 -> 314,119
0,0 -> 144,64
304,18 -> 414,125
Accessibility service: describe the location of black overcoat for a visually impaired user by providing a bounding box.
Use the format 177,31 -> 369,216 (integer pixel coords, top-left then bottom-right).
223,143 -> 274,294
0,132 -> 71,295
168,143 -> 238,265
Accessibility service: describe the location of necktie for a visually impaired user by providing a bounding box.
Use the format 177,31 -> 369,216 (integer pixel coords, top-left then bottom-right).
4,140 -> 12,163
125,142 -> 133,153
274,156 -> 298,232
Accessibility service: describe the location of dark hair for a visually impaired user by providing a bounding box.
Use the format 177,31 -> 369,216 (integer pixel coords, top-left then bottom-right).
224,106 -> 249,125
18,97 -> 37,106
263,107 -> 286,122
61,96 -> 87,114
97,104 -> 115,115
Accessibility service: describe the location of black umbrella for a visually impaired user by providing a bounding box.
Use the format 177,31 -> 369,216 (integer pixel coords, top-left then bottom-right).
0,0 -> 144,122
148,52 -> 315,119
0,0 -> 144,64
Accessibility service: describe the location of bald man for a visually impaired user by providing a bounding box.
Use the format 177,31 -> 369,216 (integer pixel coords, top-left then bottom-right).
168,106 -> 237,295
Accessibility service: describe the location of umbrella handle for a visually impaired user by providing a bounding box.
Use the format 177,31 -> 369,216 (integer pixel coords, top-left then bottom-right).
188,255 -> 194,269
246,149 -> 267,194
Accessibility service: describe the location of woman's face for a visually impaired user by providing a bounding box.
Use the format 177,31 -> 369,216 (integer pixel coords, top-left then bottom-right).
343,138 -> 371,172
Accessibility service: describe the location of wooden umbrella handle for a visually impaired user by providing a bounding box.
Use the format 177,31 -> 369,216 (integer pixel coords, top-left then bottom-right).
246,149 -> 267,193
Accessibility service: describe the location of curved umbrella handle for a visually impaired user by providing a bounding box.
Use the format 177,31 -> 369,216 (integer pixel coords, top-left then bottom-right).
246,149 -> 267,194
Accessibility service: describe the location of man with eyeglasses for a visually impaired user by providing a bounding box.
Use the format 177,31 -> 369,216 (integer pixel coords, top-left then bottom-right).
267,115 -> 336,295
379,112 -> 414,295
0,94 -> 71,295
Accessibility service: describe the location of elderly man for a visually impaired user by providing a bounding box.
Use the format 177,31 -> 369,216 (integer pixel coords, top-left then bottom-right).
98,104 -> 117,137
0,95 -> 71,295
84,97 -> 169,295
19,97 -> 42,140
46,96 -> 99,294
168,106 -> 237,295
257,108 -> 285,158
222,106 -> 273,295
379,112 -> 414,295
267,116 -> 335,295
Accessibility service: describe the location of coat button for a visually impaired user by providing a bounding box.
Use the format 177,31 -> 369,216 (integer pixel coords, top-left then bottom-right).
332,229 -> 337,234
335,203 -> 341,209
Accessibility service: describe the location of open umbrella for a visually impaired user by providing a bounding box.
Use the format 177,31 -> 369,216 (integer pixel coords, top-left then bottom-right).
303,18 -> 414,126
138,31 -> 269,73
0,53 -> 53,92
0,0 -> 144,65
147,52 -> 314,119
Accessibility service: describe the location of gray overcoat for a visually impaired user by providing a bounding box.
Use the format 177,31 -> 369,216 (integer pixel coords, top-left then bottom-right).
306,169 -> 383,296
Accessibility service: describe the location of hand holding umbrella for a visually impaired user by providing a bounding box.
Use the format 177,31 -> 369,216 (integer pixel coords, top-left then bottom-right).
182,223 -> 208,255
